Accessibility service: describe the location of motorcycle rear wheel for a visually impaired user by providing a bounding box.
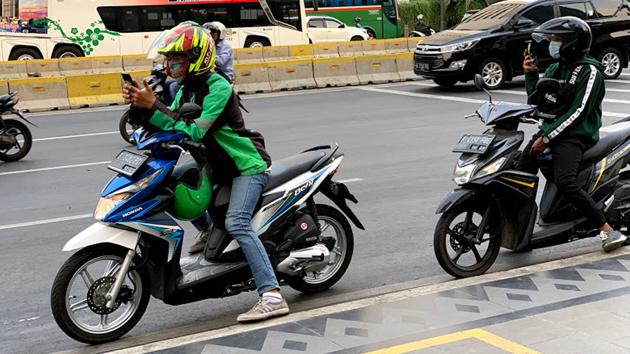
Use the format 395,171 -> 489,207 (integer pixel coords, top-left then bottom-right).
119,110 -> 138,145
0,119 -> 32,162
434,204 -> 501,278
51,245 -> 150,344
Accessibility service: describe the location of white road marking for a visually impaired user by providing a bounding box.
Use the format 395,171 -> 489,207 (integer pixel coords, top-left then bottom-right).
337,178 -> 364,183
367,85 -> 628,118
0,161 -> 110,176
607,79 -> 630,84
0,214 -> 92,231
26,105 -> 127,118
33,131 -> 119,142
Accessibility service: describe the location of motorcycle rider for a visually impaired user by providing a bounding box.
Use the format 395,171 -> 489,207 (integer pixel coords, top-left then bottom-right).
203,21 -> 233,83
520,16 -> 627,252
122,24 -> 290,323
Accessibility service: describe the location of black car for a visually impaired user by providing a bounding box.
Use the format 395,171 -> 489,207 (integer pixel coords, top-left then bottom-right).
414,0 -> 630,89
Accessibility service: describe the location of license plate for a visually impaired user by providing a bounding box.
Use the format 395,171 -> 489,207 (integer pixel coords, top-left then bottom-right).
453,134 -> 495,154
415,62 -> 429,72
108,149 -> 149,177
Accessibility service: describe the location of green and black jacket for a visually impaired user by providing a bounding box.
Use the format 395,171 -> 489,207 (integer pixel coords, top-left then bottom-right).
525,56 -> 605,143
149,73 -> 271,184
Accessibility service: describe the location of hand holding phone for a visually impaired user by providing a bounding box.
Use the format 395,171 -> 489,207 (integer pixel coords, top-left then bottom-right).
121,72 -> 135,87
523,41 -> 538,73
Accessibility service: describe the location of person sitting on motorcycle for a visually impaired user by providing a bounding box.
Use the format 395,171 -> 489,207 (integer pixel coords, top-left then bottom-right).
203,21 -> 233,83
122,24 -> 290,323
519,16 -> 627,252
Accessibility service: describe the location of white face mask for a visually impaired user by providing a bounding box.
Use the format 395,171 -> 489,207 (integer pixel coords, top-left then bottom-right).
549,40 -> 562,59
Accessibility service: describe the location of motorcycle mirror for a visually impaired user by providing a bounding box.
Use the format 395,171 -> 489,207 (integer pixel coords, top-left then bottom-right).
179,103 -> 202,121
474,74 -> 493,103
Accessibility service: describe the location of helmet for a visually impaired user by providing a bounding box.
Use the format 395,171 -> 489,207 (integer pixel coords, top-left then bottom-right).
172,165 -> 212,220
148,23 -> 216,79
203,21 -> 226,41
531,16 -> 592,62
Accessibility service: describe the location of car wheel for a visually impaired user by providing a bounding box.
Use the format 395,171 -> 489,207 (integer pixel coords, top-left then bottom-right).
598,48 -> 623,79
350,36 -> 364,41
52,46 -> 84,59
477,58 -> 506,90
9,47 -> 42,61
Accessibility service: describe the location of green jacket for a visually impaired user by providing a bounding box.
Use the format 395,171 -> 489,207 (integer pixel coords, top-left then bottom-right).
148,74 -> 271,183
525,56 -> 604,143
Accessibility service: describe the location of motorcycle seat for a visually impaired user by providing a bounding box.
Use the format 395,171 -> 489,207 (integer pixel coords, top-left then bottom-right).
0,93 -> 17,109
264,151 -> 327,192
583,121 -> 630,163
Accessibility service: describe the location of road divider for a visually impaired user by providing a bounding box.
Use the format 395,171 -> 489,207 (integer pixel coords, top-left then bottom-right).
26,59 -> 61,77
0,60 -> 27,79
267,59 -> 316,91
234,47 -> 264,64
356,55 -> 400,84
0,79 -> 7,95
66,73 -> 124,108
234,62 -> 272,94
313,56 -> 360,87
9,76 -> 70,112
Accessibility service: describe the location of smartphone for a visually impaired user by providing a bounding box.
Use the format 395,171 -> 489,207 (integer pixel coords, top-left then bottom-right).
121,72 -> 134,86
525,40 -> 533,56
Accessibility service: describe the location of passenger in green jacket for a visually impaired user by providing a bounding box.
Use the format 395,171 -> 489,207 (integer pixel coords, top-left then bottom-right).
518,16 -> 627,252
123,24 -> 290,323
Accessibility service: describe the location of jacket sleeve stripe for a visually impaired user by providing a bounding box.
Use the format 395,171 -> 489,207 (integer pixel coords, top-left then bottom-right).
548,64 -> 597,139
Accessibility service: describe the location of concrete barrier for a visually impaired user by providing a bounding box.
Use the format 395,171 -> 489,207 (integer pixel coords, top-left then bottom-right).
0,80 -> 8,95
313,57 -> 359,87
66,73 -> 124,108
234,47 -> 264,64
91,56 -> 124,74
355,54 -> 400,84
361,40 -> 388,55
59,57 -> 93,76
26,59 -> 61,77
289,44 -> 315,59
0,61 -> 28,79
337,41 -> 363,57
123,55 -> 153,72
408,38 -> 421,52
267,59 -> 316,91
262,46 -> 290,62
233,62 -> 271,94
313,43 -> 339,58
395,52 -> 417,81
9,77 -> 70,112
386,38 -> 411,54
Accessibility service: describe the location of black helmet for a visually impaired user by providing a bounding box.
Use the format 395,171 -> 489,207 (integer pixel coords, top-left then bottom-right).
532,16 -> 592,62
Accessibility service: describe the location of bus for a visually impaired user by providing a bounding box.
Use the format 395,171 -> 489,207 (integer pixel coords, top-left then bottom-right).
0,0 -> 309,61
305,0 -> 402,39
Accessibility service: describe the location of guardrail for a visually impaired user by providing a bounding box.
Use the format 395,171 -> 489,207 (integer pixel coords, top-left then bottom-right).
0,38 -> 423,112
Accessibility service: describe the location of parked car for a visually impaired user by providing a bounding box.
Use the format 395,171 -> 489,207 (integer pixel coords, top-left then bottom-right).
414,0 -> 630,89
307,16 -> 369,42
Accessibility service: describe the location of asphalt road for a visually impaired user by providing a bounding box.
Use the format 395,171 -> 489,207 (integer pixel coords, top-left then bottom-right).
1,71 -> 630,353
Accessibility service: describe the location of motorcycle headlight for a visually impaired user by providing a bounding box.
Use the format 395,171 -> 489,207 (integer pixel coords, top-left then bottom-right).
94,193 -> 133,220
453,163 -> 475,185
474,157 -> 506,179
441,39 -> 479,53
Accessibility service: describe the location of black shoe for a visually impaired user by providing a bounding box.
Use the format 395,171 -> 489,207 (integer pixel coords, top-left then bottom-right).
188,230 -> 209,254
601,231 -> 628,252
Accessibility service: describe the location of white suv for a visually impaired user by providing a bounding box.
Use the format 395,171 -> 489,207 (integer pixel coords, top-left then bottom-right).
307,16 -> 369,43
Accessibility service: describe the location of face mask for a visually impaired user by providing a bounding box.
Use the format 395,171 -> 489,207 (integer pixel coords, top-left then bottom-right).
548,41 -> 562,59
168,59 -> 187,79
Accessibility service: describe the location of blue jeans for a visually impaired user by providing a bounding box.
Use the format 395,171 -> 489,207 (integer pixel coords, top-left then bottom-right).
191,211 -> 212,231
224,173 -> 279,294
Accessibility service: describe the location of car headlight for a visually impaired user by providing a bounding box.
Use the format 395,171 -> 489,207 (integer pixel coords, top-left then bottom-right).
441,39 -> 479,53
94,193 -> 133,220
474,157 -> 506,179
453,163 -> 475,185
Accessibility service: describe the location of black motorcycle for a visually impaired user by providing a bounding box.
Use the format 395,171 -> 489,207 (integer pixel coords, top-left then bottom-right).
410,14 -> 435,37
119,64 -> 172,144
434,75 -> 630,278
0,93 -> 36,162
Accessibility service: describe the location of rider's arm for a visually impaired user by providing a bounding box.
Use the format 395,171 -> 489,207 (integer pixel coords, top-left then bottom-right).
540,65 -> 604,140
147,77 -> 232,142
215,42 -> 233,82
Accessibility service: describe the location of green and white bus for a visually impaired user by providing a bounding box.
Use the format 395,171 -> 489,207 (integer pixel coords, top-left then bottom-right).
305,0 -> 402,39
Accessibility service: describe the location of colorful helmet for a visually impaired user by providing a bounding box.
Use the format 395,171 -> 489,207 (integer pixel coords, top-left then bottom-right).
172,165 -> 212,220
149,23 -> 216,78
203,21 -> 227,41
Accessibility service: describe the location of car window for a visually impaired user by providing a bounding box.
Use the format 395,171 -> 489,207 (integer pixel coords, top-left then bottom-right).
454,2 -> 524,31
559,2 -> 588,19
591,0 -> 630,17
325,19 -> 343,28
308,19 -> 325,28
521,4 -> 555,24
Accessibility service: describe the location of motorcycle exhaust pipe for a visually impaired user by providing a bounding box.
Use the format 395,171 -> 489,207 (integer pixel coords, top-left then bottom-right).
277,244 -> 331,276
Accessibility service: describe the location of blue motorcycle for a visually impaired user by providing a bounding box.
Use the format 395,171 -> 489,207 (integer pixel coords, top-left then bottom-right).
51,104 -> 363,344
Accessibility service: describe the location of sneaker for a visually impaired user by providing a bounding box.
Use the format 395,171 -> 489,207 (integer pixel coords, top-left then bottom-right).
187,230 -> 209,254
237,298 -> 290,323
601,230 -> 628,252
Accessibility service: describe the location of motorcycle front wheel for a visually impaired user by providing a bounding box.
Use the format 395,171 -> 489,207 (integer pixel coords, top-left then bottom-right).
0,119 -> 32,162
434,204 -> 501,278
51,245 -> 150,344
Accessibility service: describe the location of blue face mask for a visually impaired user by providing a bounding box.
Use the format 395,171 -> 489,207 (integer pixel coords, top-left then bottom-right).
549,41 -> 562,59
168,60 -> 186,79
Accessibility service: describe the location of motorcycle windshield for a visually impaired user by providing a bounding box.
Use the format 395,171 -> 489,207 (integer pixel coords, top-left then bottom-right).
478,102 -> 535,125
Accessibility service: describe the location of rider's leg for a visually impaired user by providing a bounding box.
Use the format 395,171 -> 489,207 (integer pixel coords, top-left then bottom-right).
551,137 -> 626,251
187,211 -> 212,254
224,173 -> 289,323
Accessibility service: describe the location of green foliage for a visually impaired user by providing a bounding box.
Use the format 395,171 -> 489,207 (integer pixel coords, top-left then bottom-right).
399,0 -> 487,33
